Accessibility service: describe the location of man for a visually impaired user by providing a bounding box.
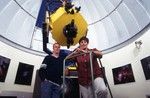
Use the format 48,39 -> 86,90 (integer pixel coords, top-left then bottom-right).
39,43 -> 68,98
72,36 -> 108,98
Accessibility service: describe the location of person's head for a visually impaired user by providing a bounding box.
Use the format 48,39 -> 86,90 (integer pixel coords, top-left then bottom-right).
53,43 -> 61,54
78,36 -> 89,49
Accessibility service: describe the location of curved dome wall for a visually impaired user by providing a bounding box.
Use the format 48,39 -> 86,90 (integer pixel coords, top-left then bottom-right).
0,0 -> 41,48
73,0 -> 150,51
0,0 -> 150,53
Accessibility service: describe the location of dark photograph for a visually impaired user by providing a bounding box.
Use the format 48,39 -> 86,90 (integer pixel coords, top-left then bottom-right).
0,55 -> 11,82
112,64 -> 135,85
15,62 -> 34,85
141,56 -> 150,80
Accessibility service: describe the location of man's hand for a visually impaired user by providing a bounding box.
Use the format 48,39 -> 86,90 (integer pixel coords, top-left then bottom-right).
65,68 -> 69,76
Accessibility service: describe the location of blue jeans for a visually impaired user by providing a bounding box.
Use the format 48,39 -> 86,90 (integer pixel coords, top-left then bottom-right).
41,80 -> 61,98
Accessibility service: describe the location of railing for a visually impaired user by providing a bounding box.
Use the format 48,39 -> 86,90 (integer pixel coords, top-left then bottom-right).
62,51 -> 96,98
62,50 -> 114,98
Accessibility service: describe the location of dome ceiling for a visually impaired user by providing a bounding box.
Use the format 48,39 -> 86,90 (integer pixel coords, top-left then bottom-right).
0,0 -> 150,53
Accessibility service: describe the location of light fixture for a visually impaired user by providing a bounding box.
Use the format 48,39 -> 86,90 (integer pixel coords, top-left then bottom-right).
135,40 -> 142,49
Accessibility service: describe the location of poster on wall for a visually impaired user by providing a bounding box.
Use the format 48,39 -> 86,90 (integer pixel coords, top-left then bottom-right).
141,56 -> 150,80
15,62 -> 34,85
0,55 -> 11,82
112,64 -> 135,85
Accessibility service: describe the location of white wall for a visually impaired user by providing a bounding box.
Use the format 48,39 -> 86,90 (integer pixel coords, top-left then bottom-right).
0,41 -> 44,96
0,28 -> 150,98
102,28 -> 150,98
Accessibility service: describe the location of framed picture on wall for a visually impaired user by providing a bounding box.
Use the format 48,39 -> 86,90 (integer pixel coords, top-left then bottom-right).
15,62 -> 34,85
112,64 -> 135,85
141,56 -> 150,80
0,55 -> 11,82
